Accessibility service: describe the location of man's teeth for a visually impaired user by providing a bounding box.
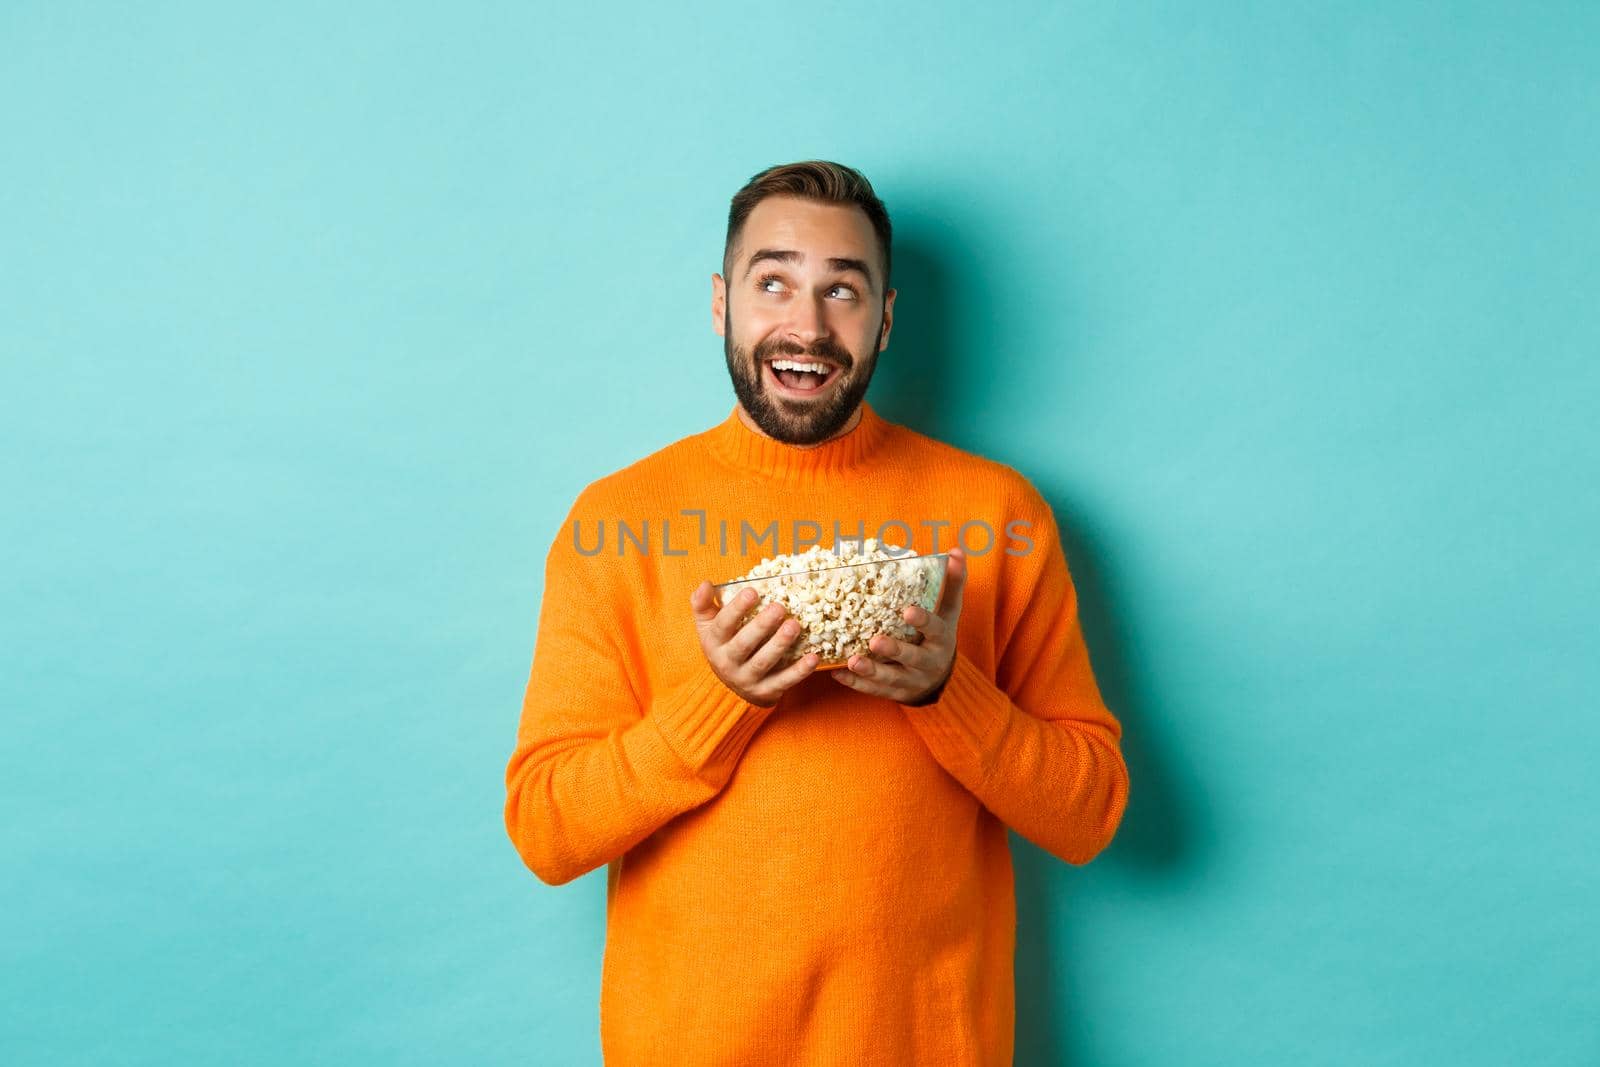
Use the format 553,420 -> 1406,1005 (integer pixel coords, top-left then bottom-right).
771,359 -> 831,375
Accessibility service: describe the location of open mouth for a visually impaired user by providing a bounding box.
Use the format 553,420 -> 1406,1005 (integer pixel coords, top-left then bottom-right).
765,358 -> 842,397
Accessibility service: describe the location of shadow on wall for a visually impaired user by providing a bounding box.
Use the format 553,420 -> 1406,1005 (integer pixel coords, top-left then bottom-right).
865,231 -> 958,443
871,227 -> 1207,1065
1013,500 -> 1201,1066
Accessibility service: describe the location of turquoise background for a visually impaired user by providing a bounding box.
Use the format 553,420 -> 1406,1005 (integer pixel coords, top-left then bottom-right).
4,3 -> 1596,1064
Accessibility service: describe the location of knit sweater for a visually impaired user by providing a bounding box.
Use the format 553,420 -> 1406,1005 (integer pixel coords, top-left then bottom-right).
503,399 -> 1129,1066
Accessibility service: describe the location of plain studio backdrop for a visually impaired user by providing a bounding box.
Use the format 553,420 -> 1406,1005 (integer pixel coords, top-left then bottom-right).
3,3 -> 1596,1065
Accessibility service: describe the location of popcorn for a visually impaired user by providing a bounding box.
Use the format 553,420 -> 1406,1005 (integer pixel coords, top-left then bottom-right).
716,538 -> 944,668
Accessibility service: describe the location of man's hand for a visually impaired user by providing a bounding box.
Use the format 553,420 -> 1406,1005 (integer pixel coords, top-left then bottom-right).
832,546 -> 967,705
690,582 -> 820,708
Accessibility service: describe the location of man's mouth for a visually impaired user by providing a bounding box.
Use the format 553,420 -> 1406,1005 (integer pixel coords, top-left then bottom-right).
765,357 -> 843,397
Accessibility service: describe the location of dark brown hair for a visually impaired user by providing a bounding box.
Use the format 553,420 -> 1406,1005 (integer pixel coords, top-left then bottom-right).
723,160 -> 893,292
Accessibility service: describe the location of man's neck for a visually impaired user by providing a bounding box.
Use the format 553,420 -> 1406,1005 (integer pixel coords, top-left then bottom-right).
734,403 -> 862,449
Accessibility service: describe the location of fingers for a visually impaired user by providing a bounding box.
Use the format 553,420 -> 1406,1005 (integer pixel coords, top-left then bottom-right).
833,652 -> 914,695
706,586 -> 760,643
742,614 -> 805,677
901,604 -> 946,641
744,650 -> 820,706
867,632 -> 942,673
724,605 -> 818,706
694,581 -> 826,707
724,600 -> 791,664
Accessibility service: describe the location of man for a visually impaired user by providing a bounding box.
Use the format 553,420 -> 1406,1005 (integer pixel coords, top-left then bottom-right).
504,160 -> 1129,1066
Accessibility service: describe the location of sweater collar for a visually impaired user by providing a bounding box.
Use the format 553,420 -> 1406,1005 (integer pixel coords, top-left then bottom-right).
703,399 -> 893,483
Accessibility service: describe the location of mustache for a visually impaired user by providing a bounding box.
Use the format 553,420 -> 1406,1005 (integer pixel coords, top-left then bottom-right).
754,338 -> 853,370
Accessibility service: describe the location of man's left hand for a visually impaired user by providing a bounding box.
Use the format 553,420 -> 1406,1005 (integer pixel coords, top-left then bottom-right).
831,546 -> 967,705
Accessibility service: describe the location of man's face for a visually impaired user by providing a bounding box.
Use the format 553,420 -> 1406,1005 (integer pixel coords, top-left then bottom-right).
713,195 -> 896,445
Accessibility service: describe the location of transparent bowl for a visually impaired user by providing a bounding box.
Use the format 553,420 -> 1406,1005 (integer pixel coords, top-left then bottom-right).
710,551 -> 949,671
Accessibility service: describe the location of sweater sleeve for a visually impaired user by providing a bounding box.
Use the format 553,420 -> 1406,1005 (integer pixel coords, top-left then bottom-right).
897,490 -> 1130,865
503,494 -> 776,886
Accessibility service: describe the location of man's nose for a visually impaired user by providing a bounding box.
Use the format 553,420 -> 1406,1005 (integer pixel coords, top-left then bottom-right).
787,293 -> 831,346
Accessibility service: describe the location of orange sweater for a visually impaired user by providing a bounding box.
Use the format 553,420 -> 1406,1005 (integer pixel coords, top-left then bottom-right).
504,400 -> 1129,1066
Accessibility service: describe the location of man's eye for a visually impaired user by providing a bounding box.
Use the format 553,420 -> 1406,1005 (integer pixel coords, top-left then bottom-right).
757,276 -> 785,292
828,285 -> 858,299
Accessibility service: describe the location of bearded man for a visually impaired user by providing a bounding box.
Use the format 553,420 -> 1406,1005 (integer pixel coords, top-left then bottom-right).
504,159 -> 1129,1067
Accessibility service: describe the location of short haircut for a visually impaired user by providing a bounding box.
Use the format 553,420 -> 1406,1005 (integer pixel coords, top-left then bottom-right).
723,160 -> 893,293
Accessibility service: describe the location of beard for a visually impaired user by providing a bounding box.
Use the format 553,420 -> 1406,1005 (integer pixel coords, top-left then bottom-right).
723,305 -> 880,446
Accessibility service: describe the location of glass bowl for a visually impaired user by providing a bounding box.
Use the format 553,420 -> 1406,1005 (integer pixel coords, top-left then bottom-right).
710,551 -> 949,671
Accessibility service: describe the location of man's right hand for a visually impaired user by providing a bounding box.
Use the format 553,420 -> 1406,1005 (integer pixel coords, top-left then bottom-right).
689,582 -> 820,708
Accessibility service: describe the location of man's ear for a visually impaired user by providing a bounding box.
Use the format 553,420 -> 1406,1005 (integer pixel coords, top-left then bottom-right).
711,273 -> 726,337
878,287 -> 896,350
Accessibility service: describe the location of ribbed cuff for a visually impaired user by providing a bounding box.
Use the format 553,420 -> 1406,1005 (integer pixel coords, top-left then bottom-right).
648,660 -> 774,790
898,650 -> 1012,789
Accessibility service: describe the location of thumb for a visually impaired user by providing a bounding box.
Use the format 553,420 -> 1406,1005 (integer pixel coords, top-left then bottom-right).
690,580 -> 722,623
937,546 -> 967,624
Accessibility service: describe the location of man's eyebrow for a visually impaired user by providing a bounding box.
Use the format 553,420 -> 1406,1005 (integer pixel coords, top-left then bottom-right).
743,248 -> 876,289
